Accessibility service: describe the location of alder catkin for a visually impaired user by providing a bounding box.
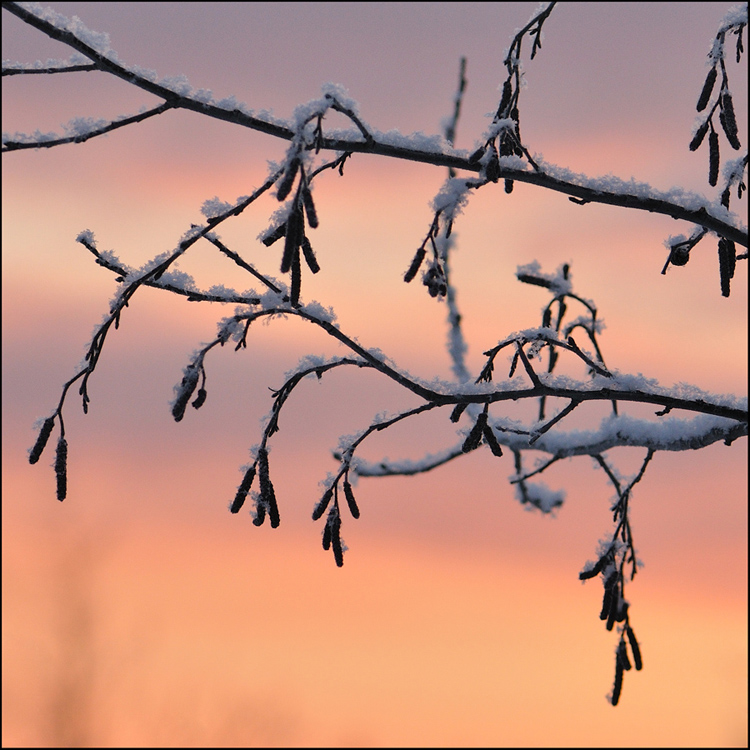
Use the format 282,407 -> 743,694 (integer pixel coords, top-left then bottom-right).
312,487 -> 334,520
708,130 -> 720,186
302,186 -> 318,228
579,554 -> 607,580
261,223 -> 286,247
267,487 -> 280,528
611,659 -> 624,706
617,637 -> 632,671
172,365 -> 200,422
301,237 -> 320,273
517,273 -> 551,288
276,157 -> 300,202
231,464 -> 256,513
281,207 -> 302,273
290,246 -> 302,306
485,153 -> 500,182
600,586 -> 614,620
626,625 -> 643,670
497,79 -> 513,116
29,416 -> 55,464
55,436 -> 68,502
719,91 -> 740,149
688,119 -> 710,151
696,66 -> 717,111
257,448 -> 270,488
252,497 -> 266,526
191,387 -> 207,410
403,246 -> 427,283
343,480 -> 360,519
606,589 -> 619,631
450,402 -> 469,423
331,515 -> 344,567
718,238 -> 736,297
468,147 -> 485,164
256,447 -> 279,526
725,239 -> 736,279
482,421 -> 504,457
462,410 -> 487,453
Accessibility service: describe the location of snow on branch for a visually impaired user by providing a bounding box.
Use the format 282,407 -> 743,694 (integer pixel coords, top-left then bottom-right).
2,1 -> 747,250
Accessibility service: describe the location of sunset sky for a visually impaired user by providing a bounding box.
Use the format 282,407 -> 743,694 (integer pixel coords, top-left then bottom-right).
2,2 -> 747,746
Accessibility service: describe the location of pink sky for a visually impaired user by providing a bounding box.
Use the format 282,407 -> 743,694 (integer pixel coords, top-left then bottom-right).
2,2 -> 747,746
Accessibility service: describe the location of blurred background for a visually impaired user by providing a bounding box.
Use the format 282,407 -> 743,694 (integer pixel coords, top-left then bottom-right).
3,2 -> 747,746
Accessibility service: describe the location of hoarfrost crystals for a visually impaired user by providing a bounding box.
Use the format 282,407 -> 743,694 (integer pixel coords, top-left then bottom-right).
432,177 -> 473,218
201,197 -> 233,219
18,2 -> 114,57
300,300 -> 337,324
515,481 -> 565,513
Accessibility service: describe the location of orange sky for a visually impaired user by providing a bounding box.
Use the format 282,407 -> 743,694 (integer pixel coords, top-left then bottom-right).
2,2 -> 747,747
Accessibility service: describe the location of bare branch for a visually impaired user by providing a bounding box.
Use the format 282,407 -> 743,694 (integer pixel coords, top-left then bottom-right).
2,62 -> 98,75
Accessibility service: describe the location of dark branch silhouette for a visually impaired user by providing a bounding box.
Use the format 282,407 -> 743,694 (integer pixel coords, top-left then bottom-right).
6,1 -> 747,707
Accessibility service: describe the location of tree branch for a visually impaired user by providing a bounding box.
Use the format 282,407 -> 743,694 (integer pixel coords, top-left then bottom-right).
2,1 -> 746,247
2,101 -> 176,150
2,62 -> 98,75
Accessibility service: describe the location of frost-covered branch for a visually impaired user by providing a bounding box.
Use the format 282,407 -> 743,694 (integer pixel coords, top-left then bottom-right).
580,448 -> 653,704
63,232 -> 750,429
2,1 -> 747,250
11,1 -> 748,708
2,101 -> 176,149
